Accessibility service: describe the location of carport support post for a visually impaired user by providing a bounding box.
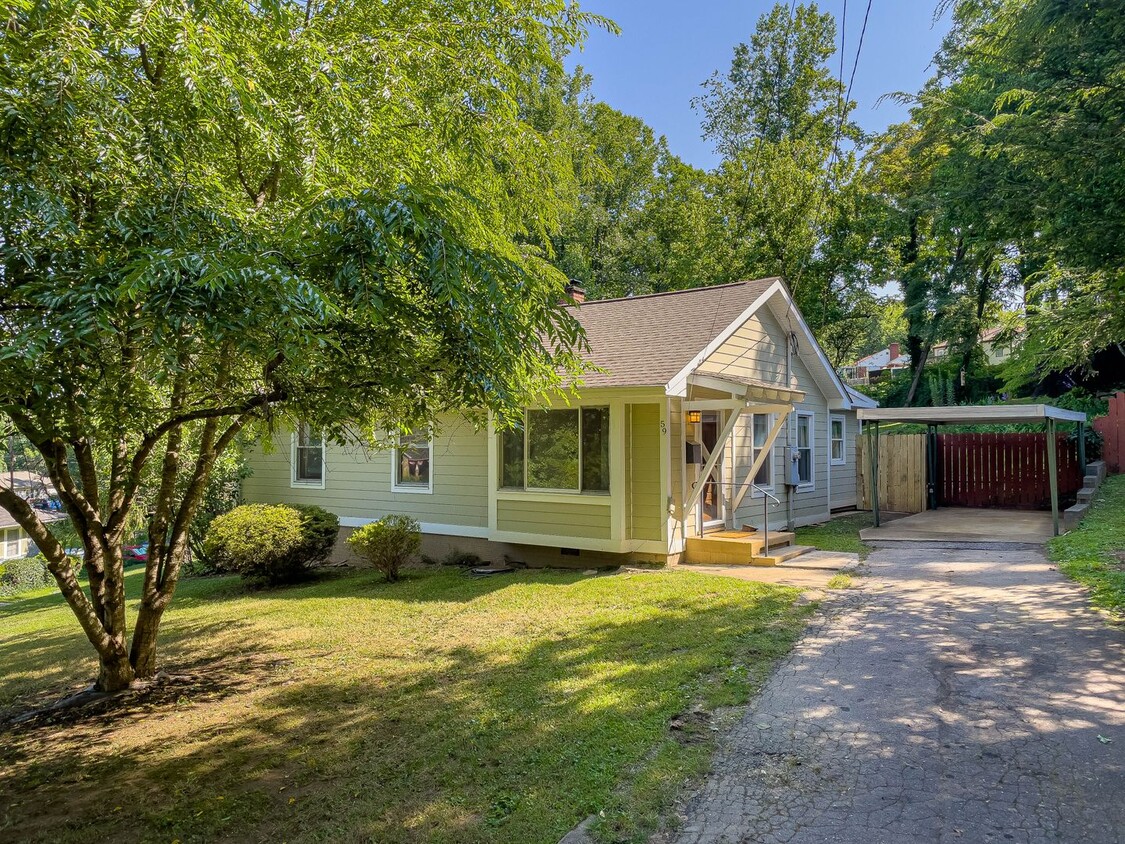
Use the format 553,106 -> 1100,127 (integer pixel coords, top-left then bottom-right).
1047,418 -> 1060,537
926,424 -> 938,511
871,421 -> 881,528
1077,422 -> 1087,475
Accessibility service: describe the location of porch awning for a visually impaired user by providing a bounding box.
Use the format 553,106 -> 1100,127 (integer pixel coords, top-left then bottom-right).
687,371 -> 804,406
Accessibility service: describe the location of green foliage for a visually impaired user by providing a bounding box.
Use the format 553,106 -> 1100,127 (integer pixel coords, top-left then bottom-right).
794,513 -> 872,556
1048,475 -> 1125,621
0,0 -> 609,681
346,515 -> 422,583
202,503 -> 329,586
0,556 -> 54,597
873,0 -> 1125,393
291,505 -> 340,566
186,447 -> 252,577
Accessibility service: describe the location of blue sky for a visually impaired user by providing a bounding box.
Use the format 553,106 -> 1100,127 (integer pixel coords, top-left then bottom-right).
567,1 -> 952,170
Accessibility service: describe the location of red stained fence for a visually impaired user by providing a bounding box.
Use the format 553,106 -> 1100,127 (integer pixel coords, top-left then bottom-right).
937,432 -> 1082,510
1093,391 -> 1125,473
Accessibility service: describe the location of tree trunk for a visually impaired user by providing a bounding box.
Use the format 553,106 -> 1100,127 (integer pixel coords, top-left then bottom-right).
98,647 -> 135,692
129,604 -> 163,680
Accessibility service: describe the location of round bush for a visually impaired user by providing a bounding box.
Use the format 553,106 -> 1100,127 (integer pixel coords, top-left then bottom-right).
204,504 -> 311,585
292,504 -> 340,565
346,514 -> 421,582
0,556 -> 55,597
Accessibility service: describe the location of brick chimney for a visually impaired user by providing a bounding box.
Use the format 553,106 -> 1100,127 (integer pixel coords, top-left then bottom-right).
564,282 -> 586,304
888,342 -> 900,361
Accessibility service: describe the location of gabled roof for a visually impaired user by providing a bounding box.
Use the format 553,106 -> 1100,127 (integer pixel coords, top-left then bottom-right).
568,279 -> 778,388
567,278 -> 854,408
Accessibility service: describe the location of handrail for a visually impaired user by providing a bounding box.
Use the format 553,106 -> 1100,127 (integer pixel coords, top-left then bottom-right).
751,483 -> 780,505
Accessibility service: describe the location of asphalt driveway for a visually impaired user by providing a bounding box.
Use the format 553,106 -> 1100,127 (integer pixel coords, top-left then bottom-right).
660,545 -> 1125,844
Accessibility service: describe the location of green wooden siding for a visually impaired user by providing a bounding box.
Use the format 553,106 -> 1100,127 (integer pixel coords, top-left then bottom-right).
628,403 -> 663,541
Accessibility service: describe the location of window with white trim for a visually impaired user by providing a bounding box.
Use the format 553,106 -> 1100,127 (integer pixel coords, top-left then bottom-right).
796,412 -> 814,486
830,415 -> 846,465
750,414 -> 773,488
292,424 -> 325,487
499,407 -> 610,493
392,429 -> 432,493
2,528 -> 22,559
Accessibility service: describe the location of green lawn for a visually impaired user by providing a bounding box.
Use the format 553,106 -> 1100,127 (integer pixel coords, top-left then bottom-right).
1049,474 -> 1125,621
0,565 -> 810,844
794,511 -> 873,555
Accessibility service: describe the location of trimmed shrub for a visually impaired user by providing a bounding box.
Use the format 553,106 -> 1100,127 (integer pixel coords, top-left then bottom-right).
0,556 -> 55,597
203,504 -> 308,586
347,515 -> 421,582
292,504 -> 340,565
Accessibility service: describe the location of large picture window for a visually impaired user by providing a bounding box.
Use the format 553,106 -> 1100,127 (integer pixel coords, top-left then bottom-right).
751,414 -> 773,487
796,412 -> 813,486
500,407 -> 610,493
393,429 -> 432,493
293,424 -> 325,487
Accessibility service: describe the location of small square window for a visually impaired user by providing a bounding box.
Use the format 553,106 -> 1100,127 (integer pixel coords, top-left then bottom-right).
393,429 -> 432,493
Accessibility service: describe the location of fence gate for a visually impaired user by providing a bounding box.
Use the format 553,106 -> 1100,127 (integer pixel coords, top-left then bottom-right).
937,432 -> 1082,510
858,433 -> 926,514
1093,391 -> 1125,473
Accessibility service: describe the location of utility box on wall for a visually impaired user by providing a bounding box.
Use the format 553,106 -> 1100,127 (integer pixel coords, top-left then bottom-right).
785,446 -> 801,485
685,441 -> 703,464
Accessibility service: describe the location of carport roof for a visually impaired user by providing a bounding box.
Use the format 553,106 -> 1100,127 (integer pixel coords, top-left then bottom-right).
856,404 -> 1086,425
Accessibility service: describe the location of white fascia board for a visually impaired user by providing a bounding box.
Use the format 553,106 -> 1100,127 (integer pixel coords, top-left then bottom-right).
664,280 -> 785,397
765,292 -> 852,409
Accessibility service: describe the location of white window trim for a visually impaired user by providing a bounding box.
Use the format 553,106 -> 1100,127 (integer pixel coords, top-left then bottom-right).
290,427 -> 326,489
748,413 -> 775,495
501,406 -> 611,496
391,429 -> 434,494
830,414 -> 846,466
796,411 -> 815,490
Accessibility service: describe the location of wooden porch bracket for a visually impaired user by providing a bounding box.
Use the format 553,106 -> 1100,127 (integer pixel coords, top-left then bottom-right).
683,406 -> 745,520
731,409 -> 791,513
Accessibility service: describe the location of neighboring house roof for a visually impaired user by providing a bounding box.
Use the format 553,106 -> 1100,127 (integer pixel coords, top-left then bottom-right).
568,278 -> 777,389
0,508 -> 64,531
851,347 -> 910,370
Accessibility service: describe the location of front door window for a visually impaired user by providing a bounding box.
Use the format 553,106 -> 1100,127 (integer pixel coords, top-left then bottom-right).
701,412 -> 724,528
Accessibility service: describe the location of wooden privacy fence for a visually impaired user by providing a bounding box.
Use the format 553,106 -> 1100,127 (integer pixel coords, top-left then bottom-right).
1093,391 -> 1125,473
938,432 -> 1081,510
858,433 -> 926,513
859,431 -> 1084,513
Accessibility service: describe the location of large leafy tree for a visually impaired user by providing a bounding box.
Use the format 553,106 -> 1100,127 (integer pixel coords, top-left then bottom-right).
882,0 -> 1125,392
0,0 -> 604,691
695,2 -> 877,329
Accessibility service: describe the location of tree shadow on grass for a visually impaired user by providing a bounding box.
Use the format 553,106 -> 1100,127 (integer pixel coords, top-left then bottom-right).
0,579 -> 806,844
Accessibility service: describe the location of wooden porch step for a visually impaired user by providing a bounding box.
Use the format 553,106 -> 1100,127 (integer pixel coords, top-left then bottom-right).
683,531 -> 795,566
750,544 -> 816,567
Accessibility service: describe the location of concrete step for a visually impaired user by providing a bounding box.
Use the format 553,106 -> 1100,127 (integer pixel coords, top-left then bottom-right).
1077,487 -> 1097,503
751,545 -> 816,567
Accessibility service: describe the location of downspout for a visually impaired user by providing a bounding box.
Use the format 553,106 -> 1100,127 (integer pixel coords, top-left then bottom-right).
786,332 -> 795,531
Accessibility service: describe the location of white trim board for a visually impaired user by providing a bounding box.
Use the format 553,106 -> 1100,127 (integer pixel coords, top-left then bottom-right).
338,517 -> 488,539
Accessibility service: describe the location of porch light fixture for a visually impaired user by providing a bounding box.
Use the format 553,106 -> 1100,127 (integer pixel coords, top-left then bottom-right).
686,410 -> 702,424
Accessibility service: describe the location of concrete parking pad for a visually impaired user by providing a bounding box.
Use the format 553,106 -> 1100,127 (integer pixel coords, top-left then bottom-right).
860,507 -> 1055,545
659,544 -> 1125,844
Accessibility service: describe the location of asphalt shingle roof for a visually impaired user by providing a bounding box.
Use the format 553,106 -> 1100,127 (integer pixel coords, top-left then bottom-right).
568,278 -> 779,389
